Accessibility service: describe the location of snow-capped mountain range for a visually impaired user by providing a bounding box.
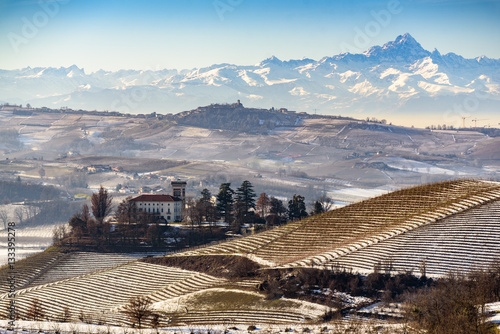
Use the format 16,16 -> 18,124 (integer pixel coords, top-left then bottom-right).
1,33 -> 499,126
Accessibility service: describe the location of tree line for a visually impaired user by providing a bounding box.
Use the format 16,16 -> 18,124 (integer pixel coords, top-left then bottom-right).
0,179 -> 62,204
186,180 -> 333,234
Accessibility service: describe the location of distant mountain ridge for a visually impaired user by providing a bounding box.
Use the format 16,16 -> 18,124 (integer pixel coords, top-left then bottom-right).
1,33 -> 499,126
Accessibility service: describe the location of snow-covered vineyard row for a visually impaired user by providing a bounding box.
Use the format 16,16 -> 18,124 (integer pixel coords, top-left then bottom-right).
27,252 -> 161,287
0,262 -> 225,327
329,199 -> 500,276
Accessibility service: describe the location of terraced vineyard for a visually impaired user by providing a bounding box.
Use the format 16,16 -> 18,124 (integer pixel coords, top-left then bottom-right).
26,252 -> 160,287
179,179 -> 500,269
159,288 -> 328,326
0,261 -> 225,326
0,247 -> 64,294
329,199 -> 500,276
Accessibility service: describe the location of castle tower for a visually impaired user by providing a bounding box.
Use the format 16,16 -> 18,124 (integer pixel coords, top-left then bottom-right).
171,180 -> 187,202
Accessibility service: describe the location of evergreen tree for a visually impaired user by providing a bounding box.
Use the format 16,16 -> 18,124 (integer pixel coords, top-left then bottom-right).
199,188 -> 217,226
200,188 -> 212,205
216,183 -> 234,223
269,196 -> 287,225
235,181 -> 256,218
313,200 -> 324,215
288,194 -> 308,221
68,213 -> 86,237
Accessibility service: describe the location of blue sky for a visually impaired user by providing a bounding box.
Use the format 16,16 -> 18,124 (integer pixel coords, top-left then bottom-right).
1,0 -> 499,72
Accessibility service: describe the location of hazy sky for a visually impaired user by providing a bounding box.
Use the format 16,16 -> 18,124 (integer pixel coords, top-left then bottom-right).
1,0 -> 499,72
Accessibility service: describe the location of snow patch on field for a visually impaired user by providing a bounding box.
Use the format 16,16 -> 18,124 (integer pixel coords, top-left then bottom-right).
378,157 -> 466,175
359,302 -> 404,318
486,301 -> 500,325
331,187 -> 390,200
179,127 -> 212,137
0,320 -> 409,333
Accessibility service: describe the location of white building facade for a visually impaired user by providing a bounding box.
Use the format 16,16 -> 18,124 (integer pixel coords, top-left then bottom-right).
130,194 -> 182,222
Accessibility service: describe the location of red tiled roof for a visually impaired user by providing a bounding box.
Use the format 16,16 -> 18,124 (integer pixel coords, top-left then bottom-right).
130,194 -> 181,202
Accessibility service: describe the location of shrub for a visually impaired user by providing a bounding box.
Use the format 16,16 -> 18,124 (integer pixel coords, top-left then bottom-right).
247,325 -> 257,331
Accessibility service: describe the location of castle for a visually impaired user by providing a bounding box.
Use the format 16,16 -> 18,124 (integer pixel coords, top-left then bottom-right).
129,180 -> 186,223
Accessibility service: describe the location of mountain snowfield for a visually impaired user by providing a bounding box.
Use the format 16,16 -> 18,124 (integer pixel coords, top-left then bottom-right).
1,33 -> 499,127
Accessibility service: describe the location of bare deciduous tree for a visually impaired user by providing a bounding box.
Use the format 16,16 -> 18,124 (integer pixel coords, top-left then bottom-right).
91,186 -> 113,224
318,194 -> 334,212
26,298 -> 45,321
120,296 -> 153,329
59,306 -> 71,322
256,192 -> 270,217
0,209 -> 8,229
81,204 -> 91,223
14,207 -> 24,224
115,197 -> 139,225
52,225 -> 69,245
24,205 -> 40,221
150,313 -> 160,333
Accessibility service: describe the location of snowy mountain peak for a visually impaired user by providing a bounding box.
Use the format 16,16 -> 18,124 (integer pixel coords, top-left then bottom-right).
393,33 -> 418,46
431,48 -> 441,56
67,65 -> 85,77
364,33 -> 429,62
258,55 -> 283,67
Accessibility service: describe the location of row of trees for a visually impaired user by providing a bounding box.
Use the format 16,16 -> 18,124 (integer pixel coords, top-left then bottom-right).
426,124 -> 457,130
187,180 -> 333,233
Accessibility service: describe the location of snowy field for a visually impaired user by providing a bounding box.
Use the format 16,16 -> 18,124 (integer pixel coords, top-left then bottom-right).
331,185 -> 393,202
0,224 -> 59,266
0,320 -> 408,334
376,157 -> 467,176
0,247 -> 44,267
